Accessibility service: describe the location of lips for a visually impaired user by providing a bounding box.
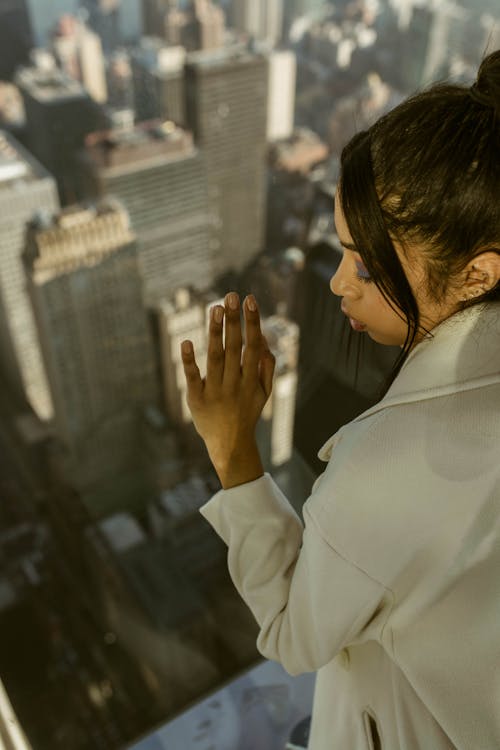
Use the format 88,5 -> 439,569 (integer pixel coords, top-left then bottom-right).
341,303 -> 367,331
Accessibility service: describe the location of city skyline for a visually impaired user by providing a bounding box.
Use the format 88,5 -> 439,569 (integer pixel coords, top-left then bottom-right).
0,1 -> 497,748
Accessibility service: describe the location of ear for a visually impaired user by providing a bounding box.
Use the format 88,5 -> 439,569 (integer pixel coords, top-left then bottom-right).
461,250 -> 500,301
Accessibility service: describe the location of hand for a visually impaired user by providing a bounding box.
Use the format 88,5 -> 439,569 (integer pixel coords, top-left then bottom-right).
180,292 -> 276,471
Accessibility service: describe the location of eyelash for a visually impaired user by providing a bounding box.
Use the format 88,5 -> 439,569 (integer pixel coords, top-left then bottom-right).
356,273 -> 373,284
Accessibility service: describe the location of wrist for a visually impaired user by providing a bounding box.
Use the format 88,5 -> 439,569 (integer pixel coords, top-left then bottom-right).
209,438 -> 264,490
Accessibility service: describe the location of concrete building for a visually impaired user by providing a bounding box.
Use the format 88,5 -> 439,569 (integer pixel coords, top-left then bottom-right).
82,121 -> 216,305
0,0 -> 33,80
258,316 -> 299,468
16,60 -> 107,204
52,15 -> 108,104
24,199 -> 158,516
402,0 -> 469,90
185,0 -> 226,51
156,287 -> 212,426
83,511 -> 220,717
232,0 -> 284,46
185,45 -> 269,274
267,50 -> 296,141
0,130 -> 59,420
131,38 -> 186,124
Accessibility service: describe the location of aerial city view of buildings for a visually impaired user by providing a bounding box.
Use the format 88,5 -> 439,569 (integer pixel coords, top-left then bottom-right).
0,0 -> 497,748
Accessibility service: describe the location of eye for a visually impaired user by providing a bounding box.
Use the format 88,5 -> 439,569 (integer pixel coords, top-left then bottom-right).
355,261 -> 373,284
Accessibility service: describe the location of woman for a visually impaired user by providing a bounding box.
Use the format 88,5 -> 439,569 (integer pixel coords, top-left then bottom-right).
180,50 -> 500,749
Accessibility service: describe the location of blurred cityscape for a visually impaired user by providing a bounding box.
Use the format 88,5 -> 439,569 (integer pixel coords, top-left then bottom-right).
0,0 -> 497,748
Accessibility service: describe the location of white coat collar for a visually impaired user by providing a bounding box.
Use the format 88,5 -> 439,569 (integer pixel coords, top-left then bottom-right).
318,302 -> 500,462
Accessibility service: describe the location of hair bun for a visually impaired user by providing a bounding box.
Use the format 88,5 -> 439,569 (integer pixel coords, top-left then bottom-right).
474,49 -> 500,111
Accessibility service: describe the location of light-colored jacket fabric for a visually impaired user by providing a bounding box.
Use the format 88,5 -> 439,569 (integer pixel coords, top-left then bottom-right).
199,301 -> 500,750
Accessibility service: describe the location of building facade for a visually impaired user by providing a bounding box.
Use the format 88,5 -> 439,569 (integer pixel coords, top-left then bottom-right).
131,39 -> 186,124
24,199 -> 159,515
16,62 -> 107,204
82,121 -> 217,306
185,46 -> 269,274
0,130 -> 59,419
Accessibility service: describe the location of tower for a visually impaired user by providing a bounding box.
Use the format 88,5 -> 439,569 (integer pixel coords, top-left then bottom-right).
82,121 -> 217,306
16,62 -> 107,204
24,199 -> 159,516
0,130 -> 59,418
185,46 -> 269,274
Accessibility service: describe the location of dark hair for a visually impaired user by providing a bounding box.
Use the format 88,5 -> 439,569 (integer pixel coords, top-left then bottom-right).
339,49 -> 500,398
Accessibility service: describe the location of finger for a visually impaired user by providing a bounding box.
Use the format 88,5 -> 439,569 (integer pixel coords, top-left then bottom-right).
260,348 -> 276,400
206,305 -> 225,386
180,340 -> 203,403
223,292 -> 243,389
242,295 -> 264,384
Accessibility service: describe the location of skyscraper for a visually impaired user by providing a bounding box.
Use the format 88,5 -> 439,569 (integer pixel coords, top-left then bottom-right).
0,0 -> 33,80
267,50 -> 297,141
16,61 -> 108,204
231,0 -> 284,46
82,121 -> 217,306
157,288 -> 209,426
258,316 -> 299,468
0,130 -> 59,419
24,199 -> 159,516
185,45 -> 269,273
185,0 -> 226,51
131,38 -> 186,124
52,14 -> 108,104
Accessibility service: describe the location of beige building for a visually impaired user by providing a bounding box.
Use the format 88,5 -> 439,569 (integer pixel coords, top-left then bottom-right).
24,199 -> 159,516
157,287 -> 215,426
52,15 -> 108,103
82,122 -> 216,307
260,315 -> 300,468
0,130 -> 59,420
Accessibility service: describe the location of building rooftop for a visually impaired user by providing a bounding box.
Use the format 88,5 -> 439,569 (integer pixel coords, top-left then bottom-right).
25,199 -> 135,282
270,128 -> 329,174
186,41 -> 266,70
85,120 -> 195,170
15,65 -> 86,102
132,39 -> 186,76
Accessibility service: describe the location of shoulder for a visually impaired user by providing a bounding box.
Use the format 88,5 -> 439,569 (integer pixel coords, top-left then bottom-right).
306,385 -> 500,587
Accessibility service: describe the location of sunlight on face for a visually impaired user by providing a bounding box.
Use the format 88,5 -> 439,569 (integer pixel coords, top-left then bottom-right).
329,191 -> 456,348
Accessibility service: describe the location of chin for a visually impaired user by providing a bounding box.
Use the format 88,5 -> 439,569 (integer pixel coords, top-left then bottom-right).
367,329 -> 403,347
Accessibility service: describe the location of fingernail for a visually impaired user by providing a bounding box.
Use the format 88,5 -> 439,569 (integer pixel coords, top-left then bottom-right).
182,341 -> 192,355
213,306 -> 223,323
228,293 -> 239,310
246,295 -> 257,312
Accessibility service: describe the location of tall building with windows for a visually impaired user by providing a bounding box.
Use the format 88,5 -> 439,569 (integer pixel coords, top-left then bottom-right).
16,62 -> 107,204
185,45 -> 269,274
52,14 -> 108,104
131,38 -> 186,124
156,287 -> 219,427
258,316 -> 299,468
24,199 -> 159,516
267,50 -> 296,141
0,130 -> 59,419
82,121 -> 217,306
231,0 -> 284,46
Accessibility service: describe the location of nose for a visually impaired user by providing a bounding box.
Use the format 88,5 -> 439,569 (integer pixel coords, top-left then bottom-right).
329,254 -> 362,299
